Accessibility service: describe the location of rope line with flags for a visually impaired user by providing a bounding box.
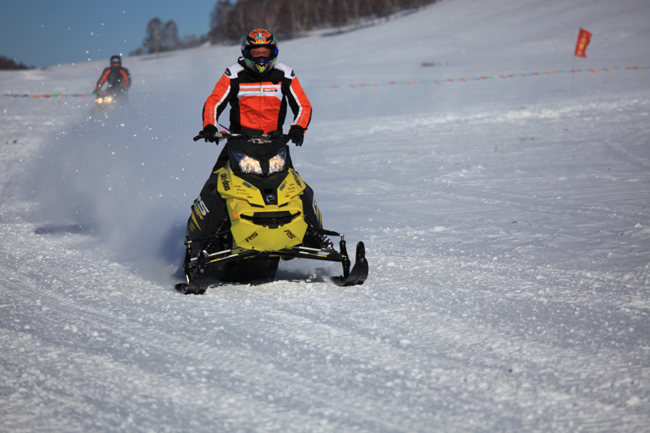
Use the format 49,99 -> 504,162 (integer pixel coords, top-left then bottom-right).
309,65 -> 648,90
2,66 -> 647,98
1,93 -> 89,98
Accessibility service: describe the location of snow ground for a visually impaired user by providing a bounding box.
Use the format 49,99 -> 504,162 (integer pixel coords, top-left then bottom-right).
1,0 -> 650,431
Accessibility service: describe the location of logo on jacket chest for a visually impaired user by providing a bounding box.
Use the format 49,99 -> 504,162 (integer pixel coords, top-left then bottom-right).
238,83 -> 282,100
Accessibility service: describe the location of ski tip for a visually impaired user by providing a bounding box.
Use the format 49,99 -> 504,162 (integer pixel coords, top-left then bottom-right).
356,241 -> 365,257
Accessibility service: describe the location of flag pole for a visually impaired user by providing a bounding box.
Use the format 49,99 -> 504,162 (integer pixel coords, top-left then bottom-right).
572,28 -> 592,92
571,56 -> 576,92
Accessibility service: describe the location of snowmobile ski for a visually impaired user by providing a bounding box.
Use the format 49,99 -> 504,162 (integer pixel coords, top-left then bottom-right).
176,251 -> 209,295
331,241 -> 368,286
175,275 -> 208,295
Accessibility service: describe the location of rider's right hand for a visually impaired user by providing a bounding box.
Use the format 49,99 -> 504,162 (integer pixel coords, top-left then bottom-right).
202,124 -> 220,143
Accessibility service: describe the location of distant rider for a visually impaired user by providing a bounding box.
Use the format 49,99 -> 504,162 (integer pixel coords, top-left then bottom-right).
201,28 -> 312,168
94,55 -> 131,94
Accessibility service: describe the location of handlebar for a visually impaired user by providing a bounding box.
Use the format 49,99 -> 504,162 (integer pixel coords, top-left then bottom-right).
193,131 -> 289,142
193,131 -> 225,142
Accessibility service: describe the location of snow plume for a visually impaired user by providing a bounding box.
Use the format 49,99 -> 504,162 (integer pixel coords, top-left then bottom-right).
22,93 -> 214,282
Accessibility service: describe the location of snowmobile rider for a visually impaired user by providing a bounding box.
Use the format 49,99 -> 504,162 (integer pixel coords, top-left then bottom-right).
94,55 -> 131,94
201,28 -> 312,168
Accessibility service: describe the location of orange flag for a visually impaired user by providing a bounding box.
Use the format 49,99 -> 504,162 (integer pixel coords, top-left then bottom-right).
574,28 -> 592,58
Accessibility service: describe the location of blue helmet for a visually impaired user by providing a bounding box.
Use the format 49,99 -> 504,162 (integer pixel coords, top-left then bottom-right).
241,29 -> 278,75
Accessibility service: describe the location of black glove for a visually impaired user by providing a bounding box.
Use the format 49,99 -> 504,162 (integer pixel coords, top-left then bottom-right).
288,125 -> 305,146
202,124 -> 220,143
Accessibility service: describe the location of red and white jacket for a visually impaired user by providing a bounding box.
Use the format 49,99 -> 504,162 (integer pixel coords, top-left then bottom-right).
203,61 -> 312,134
95,66 -> 131,92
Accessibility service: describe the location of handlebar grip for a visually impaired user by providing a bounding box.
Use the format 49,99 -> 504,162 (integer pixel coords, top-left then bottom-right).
193,133 -> 204,142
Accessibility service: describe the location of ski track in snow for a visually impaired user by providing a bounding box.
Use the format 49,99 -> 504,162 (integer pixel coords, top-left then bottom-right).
2,0 -> 650,431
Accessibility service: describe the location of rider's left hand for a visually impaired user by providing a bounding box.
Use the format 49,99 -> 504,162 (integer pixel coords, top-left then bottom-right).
289,125 -> 305,146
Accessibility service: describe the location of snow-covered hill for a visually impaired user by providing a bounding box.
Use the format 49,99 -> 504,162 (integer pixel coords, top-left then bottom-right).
1,0 -> 649,431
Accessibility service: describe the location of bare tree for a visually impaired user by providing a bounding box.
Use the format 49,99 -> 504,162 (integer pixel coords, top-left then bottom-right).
143,18 -> 163,57
260,0 -> 282,34
0,55 -> 32,70
209,0 -> 234,44
204,0 -> 440,45
285,0 -> 307,36
161,20 -> 180,52
224,0 -> 250,41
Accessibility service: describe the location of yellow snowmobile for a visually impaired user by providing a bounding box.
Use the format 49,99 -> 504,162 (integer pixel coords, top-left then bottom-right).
176,131 -> 368,294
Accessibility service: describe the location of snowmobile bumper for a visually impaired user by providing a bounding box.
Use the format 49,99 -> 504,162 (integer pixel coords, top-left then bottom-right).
183,233 -> 368,288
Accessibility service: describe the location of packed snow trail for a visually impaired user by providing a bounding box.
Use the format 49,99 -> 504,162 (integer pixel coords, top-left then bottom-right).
1,0 -> 650,431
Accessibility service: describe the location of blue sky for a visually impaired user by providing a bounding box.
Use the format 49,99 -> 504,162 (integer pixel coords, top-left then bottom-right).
0,0 -> 217,68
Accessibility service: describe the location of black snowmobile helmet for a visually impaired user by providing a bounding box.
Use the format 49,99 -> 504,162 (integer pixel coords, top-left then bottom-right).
110,55 -> 122,66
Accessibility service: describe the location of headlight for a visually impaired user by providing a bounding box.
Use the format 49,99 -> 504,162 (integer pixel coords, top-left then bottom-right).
105,96 -> 113,103
233,150 -> 263,175
268,148 -> 287,174
97,97 -> 104,104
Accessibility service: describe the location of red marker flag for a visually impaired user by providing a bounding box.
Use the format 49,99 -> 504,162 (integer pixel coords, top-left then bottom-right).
574,28 -> 592,58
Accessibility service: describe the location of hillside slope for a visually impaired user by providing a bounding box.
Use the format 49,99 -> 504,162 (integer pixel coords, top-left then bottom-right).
1,0 -> 649,431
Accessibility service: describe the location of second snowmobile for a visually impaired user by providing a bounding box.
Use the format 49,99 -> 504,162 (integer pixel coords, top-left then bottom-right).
91,90 -> 126,118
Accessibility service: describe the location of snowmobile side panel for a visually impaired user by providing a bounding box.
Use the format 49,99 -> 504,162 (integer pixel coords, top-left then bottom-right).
277,169 -> 307,206
216,165 -> 267,207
